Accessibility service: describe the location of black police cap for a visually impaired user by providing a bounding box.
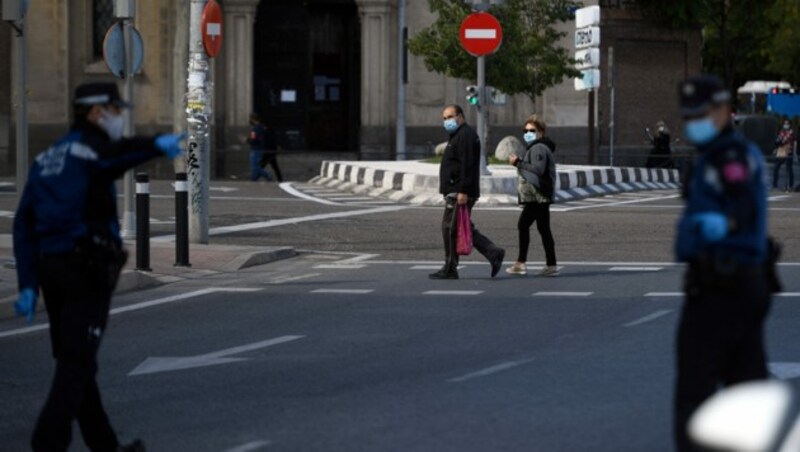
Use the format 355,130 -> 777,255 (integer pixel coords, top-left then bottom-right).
73,82 -> 132,108
679,75 -> 731,117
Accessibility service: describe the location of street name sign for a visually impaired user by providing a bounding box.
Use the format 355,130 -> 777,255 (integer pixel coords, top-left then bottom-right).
459,12 -> 503,57
575,26 -> 600,50
574,6 -> 601,91
202,0 -> 223,58
575,48 -> 600,70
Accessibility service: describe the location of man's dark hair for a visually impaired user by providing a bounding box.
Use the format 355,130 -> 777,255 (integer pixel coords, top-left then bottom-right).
443,104 -> 464,117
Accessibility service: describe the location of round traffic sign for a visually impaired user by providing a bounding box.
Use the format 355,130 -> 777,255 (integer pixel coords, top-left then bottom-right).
202,0 -> 224,58
103,22 -> 145,79
459,12 -> 503,57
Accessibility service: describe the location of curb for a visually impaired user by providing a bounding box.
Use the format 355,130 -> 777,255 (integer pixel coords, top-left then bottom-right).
313,161 -> 681,206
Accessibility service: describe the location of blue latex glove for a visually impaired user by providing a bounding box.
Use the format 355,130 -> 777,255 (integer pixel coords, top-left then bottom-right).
14,288 -> 37,324
692,212 -> 728,243
155,133 -> 187,159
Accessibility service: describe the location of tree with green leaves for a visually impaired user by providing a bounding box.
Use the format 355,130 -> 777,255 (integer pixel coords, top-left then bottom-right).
764,0 -> 800,86
408,0 -> 581,104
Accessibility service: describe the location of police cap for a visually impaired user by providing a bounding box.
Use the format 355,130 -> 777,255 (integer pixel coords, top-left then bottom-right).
678,75 -> 731,117
73,82 -> 132,108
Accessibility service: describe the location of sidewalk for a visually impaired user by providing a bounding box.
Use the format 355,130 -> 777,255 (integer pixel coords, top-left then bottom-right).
311,160 -> 680,206
0,234 -> 294,321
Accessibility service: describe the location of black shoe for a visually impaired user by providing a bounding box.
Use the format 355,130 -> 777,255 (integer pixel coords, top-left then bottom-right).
429,268 -> 459,280
489,249 -> 505,278
119,439 -> 146,452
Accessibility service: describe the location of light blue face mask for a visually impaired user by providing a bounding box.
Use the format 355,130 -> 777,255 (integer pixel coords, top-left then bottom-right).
443,118 -> 459,133
523,132 -> 537,144
684,117 -> 719,145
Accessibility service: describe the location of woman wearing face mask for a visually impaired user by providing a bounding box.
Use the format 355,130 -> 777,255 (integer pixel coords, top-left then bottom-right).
506,115 -> 558,276
646,120 -> 673,169
773,120 -> 795,192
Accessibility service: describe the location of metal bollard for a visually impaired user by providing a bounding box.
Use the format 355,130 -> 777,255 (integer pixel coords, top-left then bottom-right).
174,172 -> 191,267
135,173 -> 151,272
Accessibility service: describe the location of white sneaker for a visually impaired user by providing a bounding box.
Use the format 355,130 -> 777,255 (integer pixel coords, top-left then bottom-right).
505,263 -> 527,275
539,266 -> 559,277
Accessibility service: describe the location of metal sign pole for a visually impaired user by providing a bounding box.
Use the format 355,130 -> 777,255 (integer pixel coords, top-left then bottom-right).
14,16 -> 28,196
121,11 -> 136,238
477,55 -> 490,175
608,46 -> 615,167
396,0 -> 406,161
187,0 -> 210,244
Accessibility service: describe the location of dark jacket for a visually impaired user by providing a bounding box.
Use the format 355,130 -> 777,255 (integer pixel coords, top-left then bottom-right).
13,120 -> 162,291
516,137 -> 556,197
439,123 -> 481,197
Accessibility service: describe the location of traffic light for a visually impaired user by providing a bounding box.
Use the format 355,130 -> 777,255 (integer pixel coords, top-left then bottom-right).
466,85 -> 479,106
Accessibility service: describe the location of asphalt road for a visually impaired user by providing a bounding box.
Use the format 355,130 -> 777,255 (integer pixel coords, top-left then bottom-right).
1,179 -> 800,451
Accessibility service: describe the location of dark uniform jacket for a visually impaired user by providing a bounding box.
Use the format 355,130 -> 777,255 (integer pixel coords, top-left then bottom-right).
439,123 -> 481,198
13,120 -> 162,291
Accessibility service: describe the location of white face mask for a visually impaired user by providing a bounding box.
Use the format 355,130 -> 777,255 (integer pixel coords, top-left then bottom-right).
97,108 -> 125,141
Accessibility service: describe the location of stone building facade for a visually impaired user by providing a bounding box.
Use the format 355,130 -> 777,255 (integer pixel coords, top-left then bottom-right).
0,0 -> 700,177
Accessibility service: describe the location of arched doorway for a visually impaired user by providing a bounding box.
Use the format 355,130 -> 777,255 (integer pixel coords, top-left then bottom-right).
254,0 -> 360,152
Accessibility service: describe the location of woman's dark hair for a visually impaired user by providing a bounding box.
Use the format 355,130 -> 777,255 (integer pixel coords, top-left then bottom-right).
249,113 -> 261,124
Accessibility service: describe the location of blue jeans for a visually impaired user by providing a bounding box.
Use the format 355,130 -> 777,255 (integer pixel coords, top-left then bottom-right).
250,150 -> 272,182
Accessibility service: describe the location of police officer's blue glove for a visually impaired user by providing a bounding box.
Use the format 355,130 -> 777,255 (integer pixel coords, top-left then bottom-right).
155,133 -> 187,159
692,212 -> 728,242
14,288 -> 38,324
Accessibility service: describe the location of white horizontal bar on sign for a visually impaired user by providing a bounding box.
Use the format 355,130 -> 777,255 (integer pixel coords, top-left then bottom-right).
465,29 -> 497,39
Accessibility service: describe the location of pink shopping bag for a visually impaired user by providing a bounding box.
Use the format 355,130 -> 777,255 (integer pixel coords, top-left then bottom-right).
456,204 -> 473,256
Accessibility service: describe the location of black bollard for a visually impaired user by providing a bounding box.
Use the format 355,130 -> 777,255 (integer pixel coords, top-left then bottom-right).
174,172 -> 191,267
135,172 -> 151,272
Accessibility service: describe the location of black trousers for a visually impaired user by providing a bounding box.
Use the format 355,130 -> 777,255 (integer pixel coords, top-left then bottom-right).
441,197 -> 501,271
260,152 -> 283,182
674,274 -> 771,452
517,202 -> 556,265
32,253 -> 119,452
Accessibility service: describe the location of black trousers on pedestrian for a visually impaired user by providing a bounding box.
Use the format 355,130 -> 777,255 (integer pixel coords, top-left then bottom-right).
32,253 -> 120,452
260,152 -> 283,182
674,274 -> 771,452
773,157 -> 794,189
517,202 -> 556,265
441,197 -> 501,271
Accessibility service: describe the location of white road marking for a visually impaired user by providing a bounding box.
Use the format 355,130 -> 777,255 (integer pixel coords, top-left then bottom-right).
609,266 -> 663,272
410,265 -> 465,270
0,210 -> 14,218
645,292 -> 682,297
423,290 -> 483,296
129,335 -> 304,376
209,186 -> 239,193
768,195 -> 790,202
533,292 -> 593,297
278,182 -> 342,206
312,264 -> 367,269
267,273 -> 321,285
770,362 -> 800,380
310,289 -> 375,294
776,293 -> 800,297
224,440 -> 273,452
0,288 -> 261,339
448,359 -> 536,383
557,194 -> 681,212
327,197 -> 375,201
624,309 -> 674,327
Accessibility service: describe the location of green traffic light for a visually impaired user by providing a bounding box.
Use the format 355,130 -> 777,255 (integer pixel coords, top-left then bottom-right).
468,95 -> 479,105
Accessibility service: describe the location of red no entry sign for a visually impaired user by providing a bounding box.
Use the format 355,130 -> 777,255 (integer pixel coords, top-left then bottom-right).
459,12 -> 503,57
202,0 -> 223,58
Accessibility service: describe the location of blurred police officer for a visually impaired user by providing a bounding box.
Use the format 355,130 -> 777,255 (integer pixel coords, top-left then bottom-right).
674,75 -> 776,451
13,82 -> 185,451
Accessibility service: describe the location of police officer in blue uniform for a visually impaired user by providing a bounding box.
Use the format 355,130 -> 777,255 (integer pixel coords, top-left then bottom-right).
673,75 -> 778,451
13,82 -> 185,452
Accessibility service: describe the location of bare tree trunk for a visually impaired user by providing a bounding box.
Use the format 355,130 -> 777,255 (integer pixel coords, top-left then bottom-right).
172,0 -> 189,173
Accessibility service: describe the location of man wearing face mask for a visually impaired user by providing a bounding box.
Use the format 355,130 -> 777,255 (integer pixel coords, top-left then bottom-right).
430,104 -> 505,280
13,82 -> 186,452
673,75 -> 776,451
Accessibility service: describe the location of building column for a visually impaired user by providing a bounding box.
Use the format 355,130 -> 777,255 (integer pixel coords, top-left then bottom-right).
222,0 -> 260,128
356,0 -> 396,159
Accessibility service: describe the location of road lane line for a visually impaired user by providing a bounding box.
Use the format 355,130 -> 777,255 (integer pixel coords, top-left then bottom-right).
558,194 -> 681,212
609,267 -> 663,272
278,182 -> 342,206
644,292 -> 682,297
448,359 -> 536,383
312,264 -> 367,269
533,292 -> 593,297
624,309 -> 674,327
410,265 -> 465,270
0,288 -> 261,339
267,273 -> 320,285
776,293 -> 800,297
423,290 -> 483,296
224,440 -> 273,452
311,289 -> 375,294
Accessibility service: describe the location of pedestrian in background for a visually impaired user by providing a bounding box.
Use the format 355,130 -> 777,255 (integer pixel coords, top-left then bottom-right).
429,104 -> 505,280
506,115 -> 558,277
646,120 -> 673,169
13,82 -> 185,451
673,75 -> 776,451
247,112 -> 274,182
773,119 -> 794,192
258,116 -> 284,183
